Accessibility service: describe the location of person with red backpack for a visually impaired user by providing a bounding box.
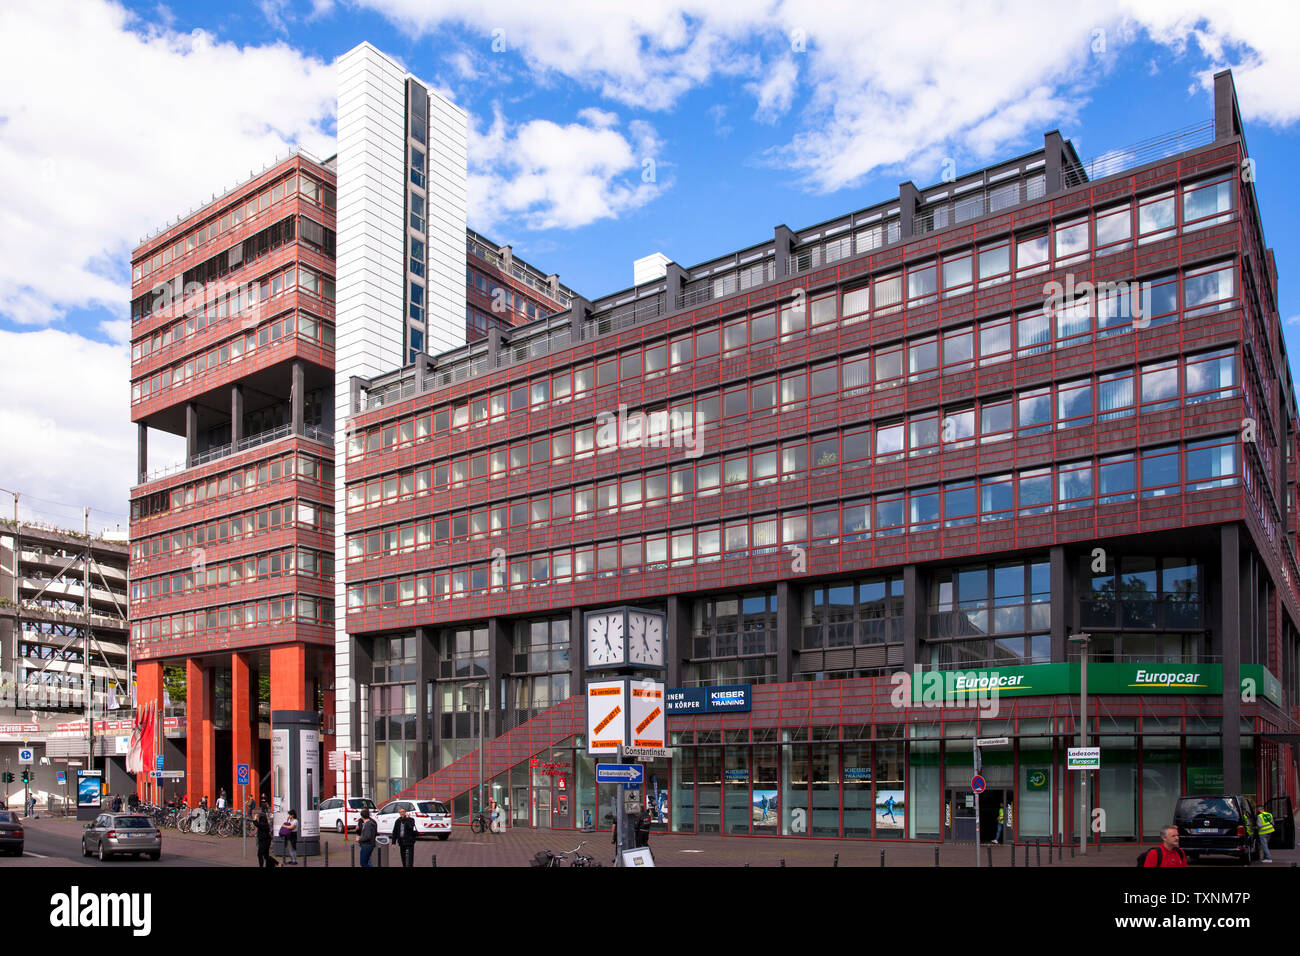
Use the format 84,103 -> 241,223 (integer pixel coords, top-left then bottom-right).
1142,825 -> 1188,866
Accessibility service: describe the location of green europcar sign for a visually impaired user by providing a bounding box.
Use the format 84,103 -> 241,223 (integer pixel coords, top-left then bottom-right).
910,662 -> 1283,707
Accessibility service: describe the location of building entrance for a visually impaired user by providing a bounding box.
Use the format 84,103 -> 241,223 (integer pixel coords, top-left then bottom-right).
982,789 -> 1012,843
945,789 -> 977,842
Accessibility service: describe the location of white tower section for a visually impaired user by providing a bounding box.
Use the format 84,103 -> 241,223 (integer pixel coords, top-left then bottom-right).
333,42 -> 467,796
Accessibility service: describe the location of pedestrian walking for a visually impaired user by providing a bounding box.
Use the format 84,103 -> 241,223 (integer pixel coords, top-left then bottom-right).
255,811 -> 274,867
111,793 -> 123,813
217,788 -> 227,810
1141,825 -> 1188,866
281,809 -> 299,864
1256,807 -> 1275,862
392,805 -> 418,867
357,808 -> 378,867
26,794 -> 36,818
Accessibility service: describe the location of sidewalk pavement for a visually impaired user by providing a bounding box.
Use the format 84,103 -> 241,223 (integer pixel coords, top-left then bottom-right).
22,813 -> 1300,867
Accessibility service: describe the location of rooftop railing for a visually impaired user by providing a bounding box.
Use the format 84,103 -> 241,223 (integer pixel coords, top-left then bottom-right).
140,423 -> 332,484
1062,120 -> 1216,188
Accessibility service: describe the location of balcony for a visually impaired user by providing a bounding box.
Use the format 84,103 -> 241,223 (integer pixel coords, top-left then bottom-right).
141,423 -> 333,484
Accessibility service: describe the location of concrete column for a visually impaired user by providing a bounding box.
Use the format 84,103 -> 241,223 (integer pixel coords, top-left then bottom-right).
569,607 -> 584,702
135,660 -> 164,804
231,652 -> 258,810
349,635 -> 374,786
664,262 -> 687,313
666,597 -> 690,689
776,580 -> 797,683
902,564 -> 922,677
137,423 -> 148,484
414,627 -> 436,779
1213,70 -> 1240,141
231,385 -> 244,446
185,659 -> 216,806
773,225 -> 795,280
1221,525 -> 1242,793
185,402 -> 198,467
291,359 -> 305,437
898,183 -> 922,240
1050,545 -> 1069,662
487,617 -> 511,739
1044,131 -> 1065,195
270,643 -> 309,711
567,296 -> 592,341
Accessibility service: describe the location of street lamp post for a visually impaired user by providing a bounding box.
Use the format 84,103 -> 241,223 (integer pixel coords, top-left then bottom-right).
1069,632 -> 1091,856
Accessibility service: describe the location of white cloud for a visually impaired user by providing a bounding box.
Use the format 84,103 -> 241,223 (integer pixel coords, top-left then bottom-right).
0,329 -> 183,533
468,108 -> 667,232
0,0 -> 336,327
747,55 -> 798,122
361,0 -> 1300,193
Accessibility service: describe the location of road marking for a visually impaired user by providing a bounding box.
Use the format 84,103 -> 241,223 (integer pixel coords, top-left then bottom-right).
680,849 -> 704,853
22,851 -> 50,858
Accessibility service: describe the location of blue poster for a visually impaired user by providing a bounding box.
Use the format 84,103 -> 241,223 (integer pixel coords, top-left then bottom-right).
76,770 -> 102,808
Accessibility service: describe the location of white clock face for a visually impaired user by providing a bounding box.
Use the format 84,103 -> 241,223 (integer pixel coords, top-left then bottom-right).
628,612 -> 665,666
586,612 -> 625,667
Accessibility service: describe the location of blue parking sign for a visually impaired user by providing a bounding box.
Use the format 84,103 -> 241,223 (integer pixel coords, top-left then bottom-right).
237,764 -> 250,786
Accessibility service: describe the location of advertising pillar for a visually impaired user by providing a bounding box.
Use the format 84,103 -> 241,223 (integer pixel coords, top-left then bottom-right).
270,710 -> 321,856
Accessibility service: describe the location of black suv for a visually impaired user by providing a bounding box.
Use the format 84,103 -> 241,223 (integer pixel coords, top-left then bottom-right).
1173,795 -> 1260,865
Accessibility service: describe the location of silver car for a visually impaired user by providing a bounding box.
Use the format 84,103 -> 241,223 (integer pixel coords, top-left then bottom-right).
82,813 -> 162,861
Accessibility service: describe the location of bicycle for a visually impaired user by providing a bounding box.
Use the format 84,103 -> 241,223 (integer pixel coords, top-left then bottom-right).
529,841 -> 602,867
469,811 -> 494,834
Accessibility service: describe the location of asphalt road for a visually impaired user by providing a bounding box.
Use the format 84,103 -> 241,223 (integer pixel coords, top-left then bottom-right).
2,817 -> 233,867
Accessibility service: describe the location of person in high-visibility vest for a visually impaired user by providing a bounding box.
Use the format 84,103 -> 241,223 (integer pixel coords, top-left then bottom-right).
993,800 -> 1012,844
1256,808 -> 1275,862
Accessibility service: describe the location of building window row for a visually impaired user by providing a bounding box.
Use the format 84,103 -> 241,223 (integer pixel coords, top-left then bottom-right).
132,308 -> 335,404
343,347 -> 1239,523
132,452 -> 332,521
343,437 -> 1236,609
130,546 -> 334,603
347,257 -> 1236,463
467,267 -> 552,323
131,594 -> 335,643
132,500 -> 334,563
345,430 -> 1239,557
133,172 -> 335,284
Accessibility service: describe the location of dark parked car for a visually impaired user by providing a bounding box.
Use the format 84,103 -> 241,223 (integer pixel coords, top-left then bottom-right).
1174,795 -> 1259,864
82,813 -> 162,861
0,810 -> 24,856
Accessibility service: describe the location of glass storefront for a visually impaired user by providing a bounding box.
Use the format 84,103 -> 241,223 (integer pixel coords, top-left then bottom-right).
439,723 -> 1253,843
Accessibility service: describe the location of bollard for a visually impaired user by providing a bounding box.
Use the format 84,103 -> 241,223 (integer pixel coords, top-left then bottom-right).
1024,843 -> 1029,867
833,853 -> 839,868
303,851 -> 309,867
1010,841 -> 1015,867
432,854 -> 437,867
1071,845 -> 1075,859
779,858 -> 785,868
350,843 -> 355,867
325,842 -> 329,867
987,846 -> 993,868
1047,842 -> 1052,864
379,844 -> 386,867
1036,841 -> 1041,867
880,849 -> 886,867
934,845 -> 940,867
744,862 -> 750,868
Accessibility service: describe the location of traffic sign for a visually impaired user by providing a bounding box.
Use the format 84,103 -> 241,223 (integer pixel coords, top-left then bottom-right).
596,763 -> 644,785
236,763 -> 250,786
159,770 -> 185,779
66,760 -> 83,767
18,748 -> 33,765
152,771 -> 162,779
56,771 -> 66,785
976,736 -> 1010,747
623,746 -> 670,759
156,754 -> 165,771
971,775 -> 986,793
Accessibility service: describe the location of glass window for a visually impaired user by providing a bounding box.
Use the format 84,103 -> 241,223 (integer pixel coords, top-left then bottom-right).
1057,461 -> 1093,509
944,481 -> 976,526
1183,262 -> 1235,316
1185,348 -> 1237,403
1140,445 -> 1180,498
1140,359 -> 1180,409
1095,204 -> 1132,251
1186,437 -> 1237,490
1015,233 -> 1049,274
909,413 -> 939,457
981,398 -> 1013,440
1098,370 -> 1135,421
873,274 -> 902,313
942,253 -> 973,294
981,474 -> 1013,521
1017,469 -> 1052,515
1138,191 -> 1176,243
909,487 -> 940,530
1017,388 -> 1051,433
942,327 -> 973,370
876,422 -> 904,459
875,347 -> 903,386
1054,218 -> 1089,264
1057,379 -> 1092,427
979,317 -> 1011,364
1017,309 -> 1050,355
1182,177 -> 1233,230
978,242 -> 1010,286
907,262 -> 937,303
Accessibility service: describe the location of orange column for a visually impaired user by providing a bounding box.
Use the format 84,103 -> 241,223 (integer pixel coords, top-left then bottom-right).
185,659 -> 216,806
135,660 -> 164,803
270,643 -> 308,711
231,652 -> 258,811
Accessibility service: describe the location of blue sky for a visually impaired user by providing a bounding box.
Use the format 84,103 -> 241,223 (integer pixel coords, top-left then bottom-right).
2,0 -> 1300,528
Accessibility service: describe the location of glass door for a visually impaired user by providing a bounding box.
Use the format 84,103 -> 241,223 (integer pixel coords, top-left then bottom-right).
532,786 -> 551,828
